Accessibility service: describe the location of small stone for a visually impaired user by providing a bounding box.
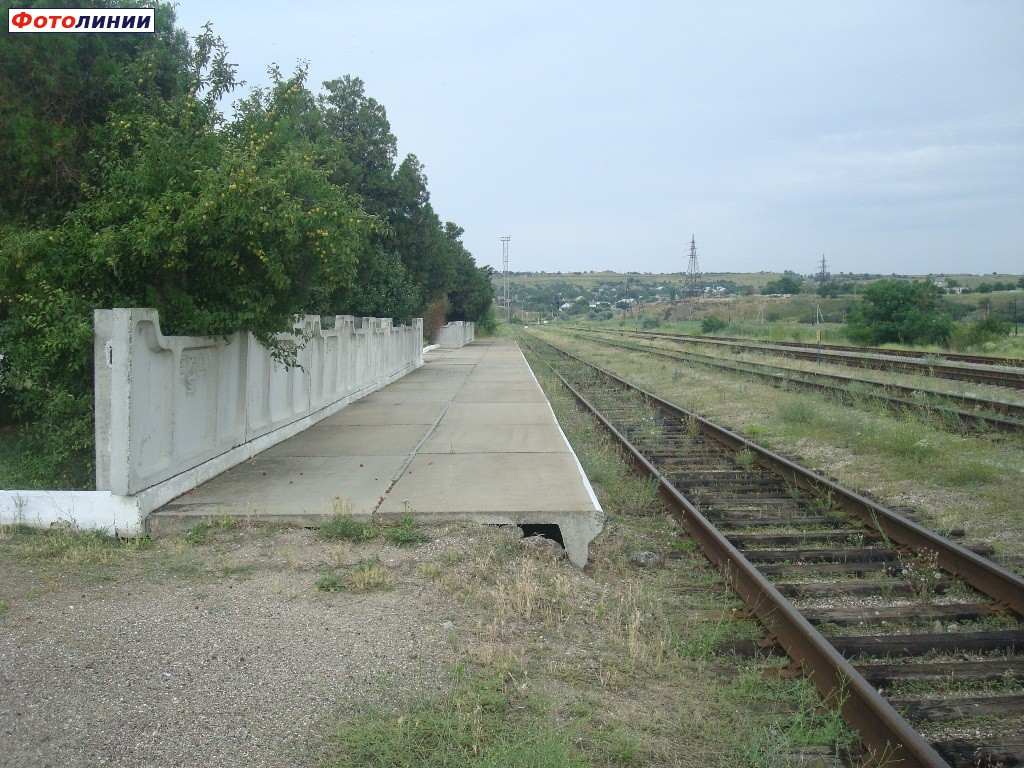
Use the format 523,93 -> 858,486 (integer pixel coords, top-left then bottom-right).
631,550 -> 662,568
520,535 -> 567,559
440,621 -> 454,630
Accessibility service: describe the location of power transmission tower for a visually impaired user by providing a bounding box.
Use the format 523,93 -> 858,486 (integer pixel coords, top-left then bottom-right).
817,254 -> 829,283
501,236 -> 510,322
684,235 -> 702,297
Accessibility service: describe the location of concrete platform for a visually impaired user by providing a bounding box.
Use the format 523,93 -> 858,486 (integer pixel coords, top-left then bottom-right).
151,340 -> 604,565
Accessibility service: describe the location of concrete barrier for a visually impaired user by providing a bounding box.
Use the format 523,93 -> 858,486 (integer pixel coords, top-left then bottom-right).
0,309 -> 423,536
436,321 -> 475,348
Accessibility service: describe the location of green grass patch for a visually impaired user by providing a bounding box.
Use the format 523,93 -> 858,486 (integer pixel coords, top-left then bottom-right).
734,671 -> 859,762
385,515 -> 431,547
181,515 -> 240,546
320,514 -> 376,543
318,664 -> 598,768
316,574 -> 346,593
0,523 -> 150,565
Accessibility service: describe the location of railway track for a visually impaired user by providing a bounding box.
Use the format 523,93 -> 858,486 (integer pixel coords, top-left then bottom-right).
563,327 -> 1024,435
684,334 -> 1024,369
590,327 -> 1024,390
522,333 -> 1024,768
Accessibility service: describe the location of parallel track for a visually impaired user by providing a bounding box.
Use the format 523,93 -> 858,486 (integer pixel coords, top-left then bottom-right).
683,334 -> 1024,369
590,327 -> 1024,390
564,327 -> 1024,435
523,333 -> 1024,768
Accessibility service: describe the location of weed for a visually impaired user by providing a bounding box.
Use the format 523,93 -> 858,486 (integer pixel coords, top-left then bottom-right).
349,557 -> 390,591
319,514 -> 376,543
1,524 -> 148,565
812,488 -> 841,515
776,397 -> 818,425
669,537 -> 698,554
735,448 -> 756,471
386,515 -> 431,547
0,599 -> 9,617
183,523 -> 210,545
897,548 -> 944,604
735,671 -> 859,762
315,574 -> 346,593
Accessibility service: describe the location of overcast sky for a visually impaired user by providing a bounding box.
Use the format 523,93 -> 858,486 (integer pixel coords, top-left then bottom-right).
174,1 -> 1024,276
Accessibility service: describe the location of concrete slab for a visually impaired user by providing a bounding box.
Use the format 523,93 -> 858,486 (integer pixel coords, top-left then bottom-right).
261,423 -> 429,457
158,455 -> 403,518
454,382 -> 548,404
435,403 -> 560,427
321,400 -> 444,426
150,339 -> 604,566
377,453 -> 596,513
420,423 -> 567,454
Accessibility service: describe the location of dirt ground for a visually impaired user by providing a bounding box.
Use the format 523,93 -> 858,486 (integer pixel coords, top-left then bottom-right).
0,523 -> 468,768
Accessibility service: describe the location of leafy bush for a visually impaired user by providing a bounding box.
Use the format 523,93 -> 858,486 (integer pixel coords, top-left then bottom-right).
845,280 -> 953,345
640,316 -> 661,329
701,316 -> 728,333
949,316 -> 1010,350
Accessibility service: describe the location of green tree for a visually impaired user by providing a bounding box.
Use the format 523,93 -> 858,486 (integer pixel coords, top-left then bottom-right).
845,280 -> 953,345
0,1 -> 190,226
0,30 -> 377,484
761,273 -> 804,295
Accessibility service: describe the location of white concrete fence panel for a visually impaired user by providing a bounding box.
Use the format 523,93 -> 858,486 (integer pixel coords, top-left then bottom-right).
1,309 -> 422,535
436,321 -> 475,348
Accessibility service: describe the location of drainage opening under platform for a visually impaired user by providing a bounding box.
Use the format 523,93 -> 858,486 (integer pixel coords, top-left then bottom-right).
518,523 -> 564,548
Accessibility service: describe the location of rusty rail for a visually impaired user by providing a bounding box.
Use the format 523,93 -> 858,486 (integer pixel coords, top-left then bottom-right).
523,333 -> 1024,767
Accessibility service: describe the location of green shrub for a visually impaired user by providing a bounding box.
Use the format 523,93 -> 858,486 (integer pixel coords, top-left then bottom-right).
700,316 -> 728,334
845,280 -> 952,345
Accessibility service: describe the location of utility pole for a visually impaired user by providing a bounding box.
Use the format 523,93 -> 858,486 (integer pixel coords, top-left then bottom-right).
501,236 -> 511,323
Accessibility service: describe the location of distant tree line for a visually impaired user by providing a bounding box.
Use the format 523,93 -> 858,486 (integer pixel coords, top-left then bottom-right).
0,1 -> 492,485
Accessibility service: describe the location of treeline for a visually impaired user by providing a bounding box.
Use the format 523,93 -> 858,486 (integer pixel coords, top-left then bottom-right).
0,1 -> 492,485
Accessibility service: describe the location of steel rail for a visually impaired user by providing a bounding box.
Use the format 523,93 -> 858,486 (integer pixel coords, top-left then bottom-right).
531,333 -> 1024,616
521,335 -> 949,767
593,327 -> 1024,370
592,327 -> 1024,389
565,328 -> 1024,433
671,332 -> 1024,369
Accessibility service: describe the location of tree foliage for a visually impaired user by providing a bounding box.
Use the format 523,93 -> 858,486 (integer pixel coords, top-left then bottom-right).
845,280 -> 953,345
0,6 -> 492,485
761,272 -> 804,295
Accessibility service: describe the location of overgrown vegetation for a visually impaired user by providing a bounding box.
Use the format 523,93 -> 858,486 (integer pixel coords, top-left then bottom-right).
845,280 -> 953,345
0,1 -> 493,487
320,663 -> 590,768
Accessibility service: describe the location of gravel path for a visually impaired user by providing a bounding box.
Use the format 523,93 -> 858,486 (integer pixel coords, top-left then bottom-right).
0,528 -> 459,768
